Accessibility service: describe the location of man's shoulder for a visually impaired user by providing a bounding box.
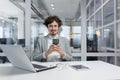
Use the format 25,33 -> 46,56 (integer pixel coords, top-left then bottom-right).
59,36 -> 68,40
38,36 -> 48,40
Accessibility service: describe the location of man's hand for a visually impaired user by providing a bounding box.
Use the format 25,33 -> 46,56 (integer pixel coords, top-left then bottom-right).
45,44 -> 65,58
55,45 -> 65,57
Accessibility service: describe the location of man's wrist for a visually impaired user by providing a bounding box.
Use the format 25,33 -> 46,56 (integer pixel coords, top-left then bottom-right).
61,52 -> 66,58
45,51 -> 49,58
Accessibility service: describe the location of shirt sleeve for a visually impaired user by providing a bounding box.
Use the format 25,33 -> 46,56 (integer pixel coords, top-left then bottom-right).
43,51 -> 47,59
61,52 -> 66,59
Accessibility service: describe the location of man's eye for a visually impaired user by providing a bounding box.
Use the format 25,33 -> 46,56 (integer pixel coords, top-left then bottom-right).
54,25 -> 57,27
49,25 -> 53,27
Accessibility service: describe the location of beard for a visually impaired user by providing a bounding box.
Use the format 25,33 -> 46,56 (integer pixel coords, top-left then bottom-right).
50,30 -> 57,36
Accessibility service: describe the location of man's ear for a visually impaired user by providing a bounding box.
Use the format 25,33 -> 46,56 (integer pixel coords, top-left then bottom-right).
58,27 -> 63,33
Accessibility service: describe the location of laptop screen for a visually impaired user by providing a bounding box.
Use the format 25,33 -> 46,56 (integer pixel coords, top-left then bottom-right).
0,45 -> 36,72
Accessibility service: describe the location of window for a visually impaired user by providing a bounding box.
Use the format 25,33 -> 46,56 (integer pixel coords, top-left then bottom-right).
95,9 -> 102,27
95,0 -> 102,10
90,0 -> 94,15
116,23 -> 120,49
103,0 -> 114,25
87,6 -> 89,19
60,26 -> 70,39
103,25 -> 114,48
116,0 -> 120,20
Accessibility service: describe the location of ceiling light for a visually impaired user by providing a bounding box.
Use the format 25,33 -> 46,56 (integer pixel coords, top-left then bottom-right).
0,16 -> 3,19
52,7 -> 55,10
50,3 -> 55,10
96,30 -> 100,36
50,4 -> 54,7
2,20 -> 5,23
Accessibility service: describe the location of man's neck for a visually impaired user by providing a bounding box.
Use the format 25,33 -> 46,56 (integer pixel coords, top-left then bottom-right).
49,34 -> 58,39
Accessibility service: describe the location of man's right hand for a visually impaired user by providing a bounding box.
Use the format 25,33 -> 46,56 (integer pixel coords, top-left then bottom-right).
45,44 -> 58,57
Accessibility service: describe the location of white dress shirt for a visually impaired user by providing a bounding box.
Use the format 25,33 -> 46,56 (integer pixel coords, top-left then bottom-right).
43,34 -> 62,62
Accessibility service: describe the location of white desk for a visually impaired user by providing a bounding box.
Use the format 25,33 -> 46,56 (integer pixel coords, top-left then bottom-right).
0,52 -> 6,56
0,61 -> 120,80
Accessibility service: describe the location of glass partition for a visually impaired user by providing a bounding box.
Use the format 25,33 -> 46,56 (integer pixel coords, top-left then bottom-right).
0,19 -> 4,38
0,0 -> 25,63
116,0 -> 120,20
90,0 -> 94,15
95,9 -> 102,28
117,56 -> 120,66
103,0 -> 107,3
0,20 -> 17,45
86,0 -> 90,5
116,22 -> 120,49
87,6 -> 89,19
95,0 -> 102,10
96,29 -> 102,52
71,26 -> 81,53
103,25 -> 114,49
103,0 -> 114,25
0,0 -> 24,46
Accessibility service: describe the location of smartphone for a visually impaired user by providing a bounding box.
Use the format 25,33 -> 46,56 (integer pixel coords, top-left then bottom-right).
53,39 -> 59,45
70,65 -> 89,70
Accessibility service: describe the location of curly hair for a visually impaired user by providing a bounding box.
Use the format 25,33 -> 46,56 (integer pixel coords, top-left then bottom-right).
43,16 -> 62,27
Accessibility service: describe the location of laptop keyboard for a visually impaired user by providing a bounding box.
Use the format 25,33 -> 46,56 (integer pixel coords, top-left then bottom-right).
32,63 -> 57,72
32,64 -> 47,69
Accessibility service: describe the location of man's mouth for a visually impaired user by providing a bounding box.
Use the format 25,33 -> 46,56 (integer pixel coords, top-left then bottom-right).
51,30 -> 56,32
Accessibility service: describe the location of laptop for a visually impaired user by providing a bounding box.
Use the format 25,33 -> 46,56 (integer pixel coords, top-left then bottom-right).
0,44 -> 57,72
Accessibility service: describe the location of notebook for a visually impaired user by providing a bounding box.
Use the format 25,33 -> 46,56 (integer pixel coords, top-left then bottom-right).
0,44 -> 57,72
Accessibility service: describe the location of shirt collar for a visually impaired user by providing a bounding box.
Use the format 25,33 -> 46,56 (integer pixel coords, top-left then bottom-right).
48,34 -> 59,39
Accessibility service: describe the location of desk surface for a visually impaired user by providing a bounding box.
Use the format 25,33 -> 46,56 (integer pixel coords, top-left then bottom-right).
0,52 -> 6,56
0,61 -> 120,80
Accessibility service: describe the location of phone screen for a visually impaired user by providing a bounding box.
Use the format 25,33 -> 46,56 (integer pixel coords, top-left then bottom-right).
70,65 -> 89,70
53,39 -> 59,45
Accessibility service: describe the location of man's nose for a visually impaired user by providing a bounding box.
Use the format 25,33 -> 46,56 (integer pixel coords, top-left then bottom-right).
52,26 -> 55,30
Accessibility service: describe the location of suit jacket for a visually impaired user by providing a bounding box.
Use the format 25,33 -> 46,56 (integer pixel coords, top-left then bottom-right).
32,35 -> 73,62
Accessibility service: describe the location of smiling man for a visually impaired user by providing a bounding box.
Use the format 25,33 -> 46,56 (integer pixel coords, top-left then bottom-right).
33,16 -> 72,62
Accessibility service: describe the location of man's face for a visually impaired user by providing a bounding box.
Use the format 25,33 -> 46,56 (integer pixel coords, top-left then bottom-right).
48,21 -> 59,36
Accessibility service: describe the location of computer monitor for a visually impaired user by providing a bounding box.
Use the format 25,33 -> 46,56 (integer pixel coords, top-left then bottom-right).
6,38 -> 14,44
17,39 -> 25,47
0,38 -> 14,45
0,38 -> 7,52
0,38 -> 7,44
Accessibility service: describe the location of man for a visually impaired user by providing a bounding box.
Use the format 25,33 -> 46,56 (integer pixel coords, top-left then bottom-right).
32,16 -> 72,62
